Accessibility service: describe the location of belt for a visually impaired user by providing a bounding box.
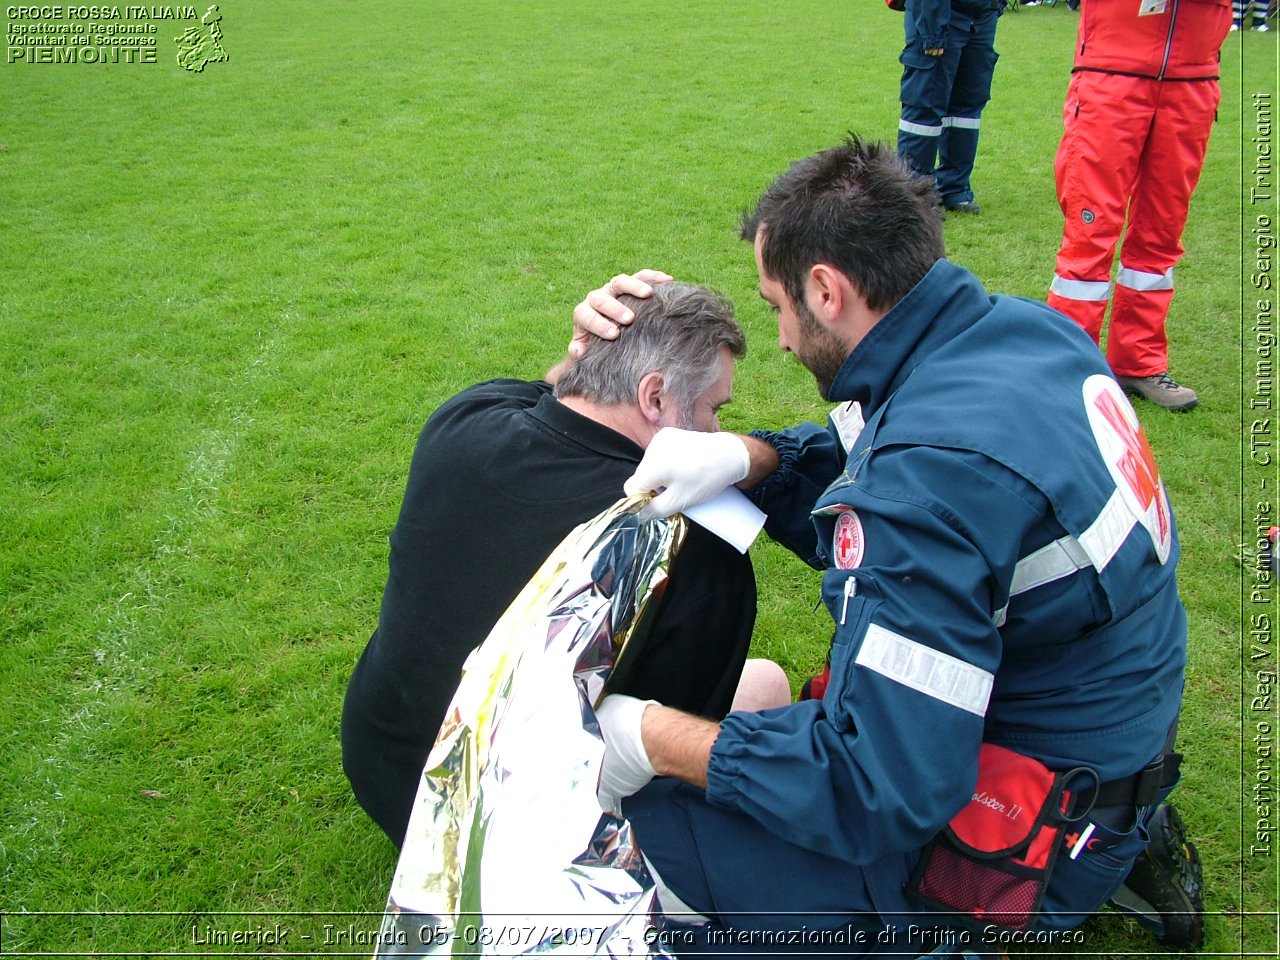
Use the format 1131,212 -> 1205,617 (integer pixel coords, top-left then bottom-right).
1094,751 -> 1182,810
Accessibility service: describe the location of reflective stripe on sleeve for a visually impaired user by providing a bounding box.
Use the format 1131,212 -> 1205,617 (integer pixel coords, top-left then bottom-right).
1116,265 -> 1174,292
855,623 -> 994,717
1050,275 -> 1111,301
899,119 -> 942,137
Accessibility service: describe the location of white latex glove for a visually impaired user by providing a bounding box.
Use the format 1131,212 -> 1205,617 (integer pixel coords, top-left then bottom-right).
624,428 -> 750,519
596,694 -> 658,815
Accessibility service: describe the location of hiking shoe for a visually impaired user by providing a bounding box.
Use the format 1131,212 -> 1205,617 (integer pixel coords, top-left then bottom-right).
944,199 -> 981,215
1116,372 -> 1199,411
1110,803 -> 1205,949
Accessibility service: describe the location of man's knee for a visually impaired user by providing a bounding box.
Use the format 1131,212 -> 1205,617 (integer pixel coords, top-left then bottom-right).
730,658 -> 791,712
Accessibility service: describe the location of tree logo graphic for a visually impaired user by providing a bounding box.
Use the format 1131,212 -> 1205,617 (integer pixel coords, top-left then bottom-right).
175,4 -> 228,73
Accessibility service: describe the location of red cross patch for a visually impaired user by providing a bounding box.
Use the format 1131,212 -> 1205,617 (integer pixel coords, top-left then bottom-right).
833,510 -> 865,570
1084,375 -> 1172,564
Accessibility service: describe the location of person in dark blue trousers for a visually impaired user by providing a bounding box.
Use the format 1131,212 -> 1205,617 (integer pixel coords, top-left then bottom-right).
897,0 -> 1003,214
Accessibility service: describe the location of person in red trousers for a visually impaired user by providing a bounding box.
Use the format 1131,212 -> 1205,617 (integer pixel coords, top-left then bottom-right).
1047,0 -> 1232,412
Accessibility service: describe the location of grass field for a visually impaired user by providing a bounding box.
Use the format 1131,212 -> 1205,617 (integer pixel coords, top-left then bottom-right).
1,1 -> 1277,956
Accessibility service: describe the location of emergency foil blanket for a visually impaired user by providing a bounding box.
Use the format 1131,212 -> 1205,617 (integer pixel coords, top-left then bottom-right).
375,497 -> 684,958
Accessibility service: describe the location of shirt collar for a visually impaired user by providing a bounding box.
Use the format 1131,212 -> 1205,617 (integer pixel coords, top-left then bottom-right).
529,389 -> 645,463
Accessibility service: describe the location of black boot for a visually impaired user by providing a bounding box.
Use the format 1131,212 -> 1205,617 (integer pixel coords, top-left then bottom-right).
1109,803 -> 1205,949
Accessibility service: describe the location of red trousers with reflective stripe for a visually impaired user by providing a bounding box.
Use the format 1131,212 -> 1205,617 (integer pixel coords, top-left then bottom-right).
1048,70 -> 1220,377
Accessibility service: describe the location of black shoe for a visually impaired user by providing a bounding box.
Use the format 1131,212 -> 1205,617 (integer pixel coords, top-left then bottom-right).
943,199 -> 981,215
1110,803 -> 1205,949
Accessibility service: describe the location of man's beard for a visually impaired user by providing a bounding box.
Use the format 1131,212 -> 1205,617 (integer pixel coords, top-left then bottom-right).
793,297 -> 849,401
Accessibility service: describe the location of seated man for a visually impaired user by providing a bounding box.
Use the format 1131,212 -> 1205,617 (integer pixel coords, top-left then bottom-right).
342,281 -> 786,849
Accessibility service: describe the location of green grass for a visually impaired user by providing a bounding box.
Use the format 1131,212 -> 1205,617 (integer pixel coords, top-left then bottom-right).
1,1 -> 1276,955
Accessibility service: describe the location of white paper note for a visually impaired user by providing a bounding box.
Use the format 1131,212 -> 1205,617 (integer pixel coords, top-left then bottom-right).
683,487 -> 767,554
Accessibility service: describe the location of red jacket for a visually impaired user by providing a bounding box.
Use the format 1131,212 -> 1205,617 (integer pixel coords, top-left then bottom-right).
1074,0 -> 1231,81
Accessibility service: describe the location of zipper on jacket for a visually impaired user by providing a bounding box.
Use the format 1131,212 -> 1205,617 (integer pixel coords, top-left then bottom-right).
1158,0 -> 1179,81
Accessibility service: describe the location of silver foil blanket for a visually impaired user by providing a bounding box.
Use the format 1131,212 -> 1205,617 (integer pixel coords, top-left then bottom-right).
375,497 -> 685,958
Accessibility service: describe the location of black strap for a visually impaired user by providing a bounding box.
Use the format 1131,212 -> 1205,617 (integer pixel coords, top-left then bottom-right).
1094,752 -> 1181,810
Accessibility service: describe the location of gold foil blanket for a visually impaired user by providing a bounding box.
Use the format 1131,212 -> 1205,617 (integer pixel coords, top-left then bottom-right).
375,496 -> 685,958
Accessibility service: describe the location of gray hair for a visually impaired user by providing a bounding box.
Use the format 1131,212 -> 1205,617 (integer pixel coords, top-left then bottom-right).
554,283 -> 745,424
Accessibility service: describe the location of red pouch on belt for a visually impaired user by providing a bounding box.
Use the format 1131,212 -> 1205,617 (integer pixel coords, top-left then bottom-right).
909,744 -> 1096,931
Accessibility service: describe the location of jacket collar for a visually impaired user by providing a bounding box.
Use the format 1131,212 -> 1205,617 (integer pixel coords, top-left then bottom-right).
826,259 -> 992,414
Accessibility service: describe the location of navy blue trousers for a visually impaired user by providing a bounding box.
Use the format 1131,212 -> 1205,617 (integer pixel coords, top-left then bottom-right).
625,776 -> 1161,958
897,9 -> 1000,205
